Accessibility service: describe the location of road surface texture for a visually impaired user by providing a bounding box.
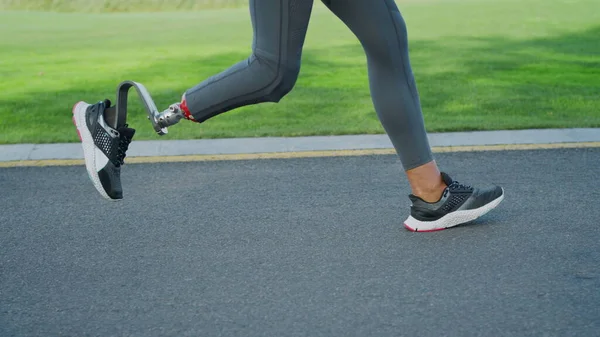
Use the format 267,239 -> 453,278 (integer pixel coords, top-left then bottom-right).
1,148 -> 599,337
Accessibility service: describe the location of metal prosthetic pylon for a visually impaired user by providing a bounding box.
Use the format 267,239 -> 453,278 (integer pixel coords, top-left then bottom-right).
105,80 -> 187,136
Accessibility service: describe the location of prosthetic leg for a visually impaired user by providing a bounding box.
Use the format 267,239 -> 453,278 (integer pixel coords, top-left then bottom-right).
71,80 -> 194,200
107,80 -> 192,135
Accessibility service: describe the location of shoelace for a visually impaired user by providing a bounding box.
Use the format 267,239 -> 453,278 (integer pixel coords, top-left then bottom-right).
448,180 -> 473,191
115,128 -> 133,167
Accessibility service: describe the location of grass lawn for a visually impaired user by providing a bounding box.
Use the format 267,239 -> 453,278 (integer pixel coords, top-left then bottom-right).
0,0 -> 599,144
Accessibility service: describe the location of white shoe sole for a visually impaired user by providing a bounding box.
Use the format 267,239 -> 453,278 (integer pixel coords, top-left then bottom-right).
404,189 -> 505,232
72,101 -> 117,201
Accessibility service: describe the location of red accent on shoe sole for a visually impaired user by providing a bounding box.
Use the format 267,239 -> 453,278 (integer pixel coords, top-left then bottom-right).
404,223 -> 446,232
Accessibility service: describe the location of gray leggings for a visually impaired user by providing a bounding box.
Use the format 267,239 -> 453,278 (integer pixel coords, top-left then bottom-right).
184,0 -> 433,170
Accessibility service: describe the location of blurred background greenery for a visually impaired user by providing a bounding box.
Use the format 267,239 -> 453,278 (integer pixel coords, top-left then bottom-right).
0,0 -> 598,144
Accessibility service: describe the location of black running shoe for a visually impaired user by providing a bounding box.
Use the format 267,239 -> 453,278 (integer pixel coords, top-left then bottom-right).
72,99 -> 135,200
404,172 -> 504,232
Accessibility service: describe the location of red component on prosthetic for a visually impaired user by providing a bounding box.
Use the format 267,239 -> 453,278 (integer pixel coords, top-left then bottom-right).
180,95 -> 198,123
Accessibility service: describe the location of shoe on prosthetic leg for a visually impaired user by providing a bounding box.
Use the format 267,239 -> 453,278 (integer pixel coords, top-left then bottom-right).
72,99 -> 135,200
404,172 -> 504,232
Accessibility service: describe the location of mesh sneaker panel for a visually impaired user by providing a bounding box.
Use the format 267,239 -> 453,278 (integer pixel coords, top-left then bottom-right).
92,126 -> 115,158
440,193 -> 470,213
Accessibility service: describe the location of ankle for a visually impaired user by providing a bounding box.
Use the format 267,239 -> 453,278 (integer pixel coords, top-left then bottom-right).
413,181 -> 447,203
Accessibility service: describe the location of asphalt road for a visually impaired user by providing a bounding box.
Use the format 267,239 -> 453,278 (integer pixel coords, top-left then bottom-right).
1,148 -> 599,337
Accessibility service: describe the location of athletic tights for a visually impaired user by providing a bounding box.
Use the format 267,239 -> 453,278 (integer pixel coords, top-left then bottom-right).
184,0 -> 433,170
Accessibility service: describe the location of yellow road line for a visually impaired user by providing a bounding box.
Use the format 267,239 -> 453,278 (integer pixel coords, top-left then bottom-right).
1,142 -> 599,168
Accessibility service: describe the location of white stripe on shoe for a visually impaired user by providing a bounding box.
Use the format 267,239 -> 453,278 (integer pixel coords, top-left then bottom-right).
72,101 -> 113,201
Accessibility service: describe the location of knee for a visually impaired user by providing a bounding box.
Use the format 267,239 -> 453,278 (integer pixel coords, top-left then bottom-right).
357,8 -> 409,64
264,65 -> 300,102
253,53 -> 301,102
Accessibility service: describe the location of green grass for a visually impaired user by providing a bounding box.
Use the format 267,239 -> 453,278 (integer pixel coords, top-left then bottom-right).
0,0 -> 247,12
0,0 -> 599,144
